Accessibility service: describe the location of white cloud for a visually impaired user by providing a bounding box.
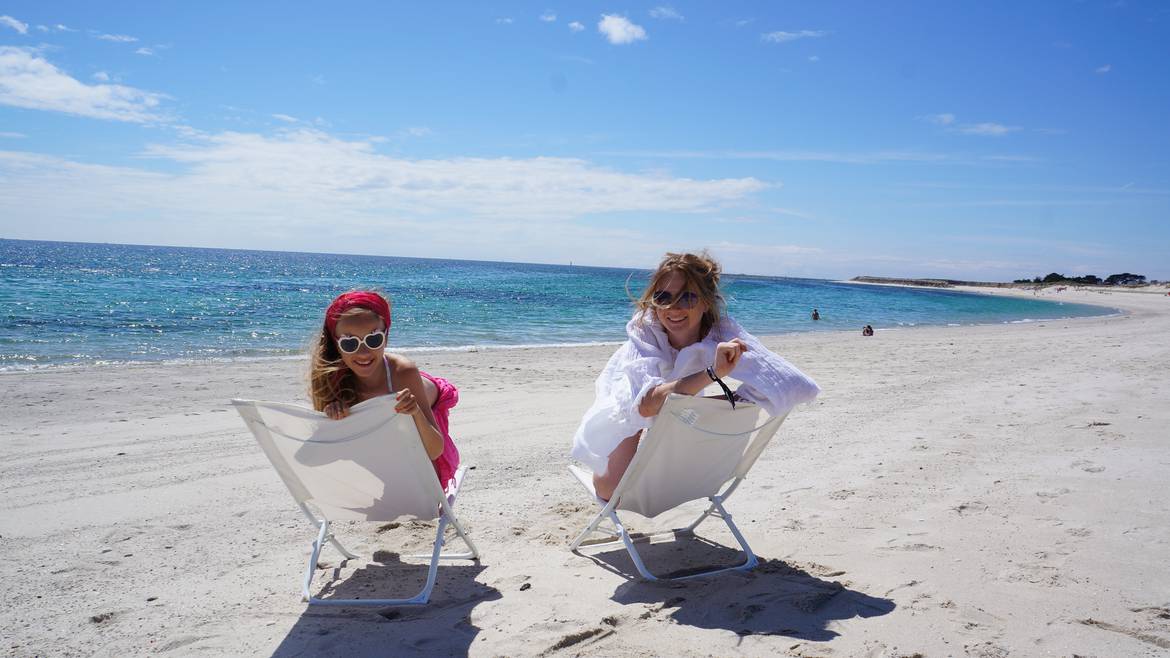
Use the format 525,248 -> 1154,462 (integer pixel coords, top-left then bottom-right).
568,21 -> 585,32
540,11 -> 557,23
0,47 -> 168,122
0,130 -> 767,261
598,15 -> 647,44
309,74 -> 326,85
808,55 -> 820,63
272,113 -> 299,123
921,114 -> 1021,137
979,154 -> 1040,163
398,126 -> 433,138
707,240 -> 823,257
1095,64 -> 1112,74
735,19 -> 754,28
956,122 -> 1019,137
92,71 -> 111,81
761,30 -> 828,43
37,23 -> 76,33
96,33 -> 138,43
599,147 -> 1042,167
598,148 -> 954,165
713,216 -> 762,224
135,47 -> 154,56
649,6 -> 684,21
495,17 -> 514,25
0,131 -> 25,138
1,15 -> 29,34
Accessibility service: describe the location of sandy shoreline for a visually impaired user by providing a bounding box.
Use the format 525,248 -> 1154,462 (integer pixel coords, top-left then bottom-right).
2,288 -> 1168,656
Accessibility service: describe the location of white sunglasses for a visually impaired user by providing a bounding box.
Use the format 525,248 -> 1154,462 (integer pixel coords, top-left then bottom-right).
336,330 -> 386,354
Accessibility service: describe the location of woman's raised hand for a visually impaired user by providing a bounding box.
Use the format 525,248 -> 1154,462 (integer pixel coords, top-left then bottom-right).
394,388 -> 423,416
714,338 -> 748,378
324,400 -> 350,420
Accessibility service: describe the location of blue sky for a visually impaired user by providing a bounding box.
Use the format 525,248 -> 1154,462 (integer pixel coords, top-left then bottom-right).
1,2 -> 1167,280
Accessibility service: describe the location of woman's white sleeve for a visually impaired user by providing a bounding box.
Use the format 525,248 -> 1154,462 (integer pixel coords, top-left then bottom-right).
570,344 -> 665,475
730,327 -> 821,416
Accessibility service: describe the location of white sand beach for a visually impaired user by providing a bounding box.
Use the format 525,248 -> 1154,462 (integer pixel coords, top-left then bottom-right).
2,287 -> 1168,657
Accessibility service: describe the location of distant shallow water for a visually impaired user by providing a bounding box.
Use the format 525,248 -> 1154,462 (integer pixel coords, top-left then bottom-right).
0,239 -> 1118,370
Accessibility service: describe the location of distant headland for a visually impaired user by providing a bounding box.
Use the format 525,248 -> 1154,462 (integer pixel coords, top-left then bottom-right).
850,272 -> 1162,289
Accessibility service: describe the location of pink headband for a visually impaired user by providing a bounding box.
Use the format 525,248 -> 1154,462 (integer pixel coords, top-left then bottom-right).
324,291 -> 391,337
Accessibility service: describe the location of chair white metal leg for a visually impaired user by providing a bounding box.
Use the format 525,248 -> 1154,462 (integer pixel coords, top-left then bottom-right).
301,510 -> 479,607
568,466 -> 759,581
298,502 -> 359,559
572,504 -> 758,580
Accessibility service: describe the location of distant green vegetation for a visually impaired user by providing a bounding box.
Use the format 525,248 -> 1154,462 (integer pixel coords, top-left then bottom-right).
1012,272 -> 1150,285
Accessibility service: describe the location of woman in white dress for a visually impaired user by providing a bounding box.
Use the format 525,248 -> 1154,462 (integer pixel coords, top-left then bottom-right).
571,251 -> 821,500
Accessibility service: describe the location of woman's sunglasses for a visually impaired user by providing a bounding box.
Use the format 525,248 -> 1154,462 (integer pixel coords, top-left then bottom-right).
336,330 -> 386,354
652,290 -> 700,310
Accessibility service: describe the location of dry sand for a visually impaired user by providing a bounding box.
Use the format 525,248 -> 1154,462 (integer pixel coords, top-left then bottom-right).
2,286 -> 1168,657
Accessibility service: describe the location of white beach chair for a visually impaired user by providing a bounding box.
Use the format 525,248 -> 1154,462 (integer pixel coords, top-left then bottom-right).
231,396 -> 479,607
568,394 -> 787,581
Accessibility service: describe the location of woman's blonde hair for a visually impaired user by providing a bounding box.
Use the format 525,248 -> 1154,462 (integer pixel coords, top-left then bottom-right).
634,251 -> 725,340
308,293 -> 390,411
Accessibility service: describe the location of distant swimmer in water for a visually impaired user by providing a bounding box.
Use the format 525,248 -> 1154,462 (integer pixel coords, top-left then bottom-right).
811,309 -> 820,321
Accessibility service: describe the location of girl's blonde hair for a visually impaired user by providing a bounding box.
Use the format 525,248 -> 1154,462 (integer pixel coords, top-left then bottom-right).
308,293 -> 390,411
634,251 -> 725,340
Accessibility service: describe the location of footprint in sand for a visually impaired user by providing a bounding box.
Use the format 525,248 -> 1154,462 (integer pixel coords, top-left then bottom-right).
1071,459 -> 1106,473
881,542 -> 943,552
1078,609 -> 1170,650
542,624 -> 616,655
549,501 -> 588,517
965,640 -> 1011,657
953,501 -> 988,515
157,635 -> 215,652
999,562 -> 1071,588
1036,487 -> 1071,500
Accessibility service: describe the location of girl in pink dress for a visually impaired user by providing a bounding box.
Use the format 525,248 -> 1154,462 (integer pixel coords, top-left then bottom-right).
308,291 -> 460,490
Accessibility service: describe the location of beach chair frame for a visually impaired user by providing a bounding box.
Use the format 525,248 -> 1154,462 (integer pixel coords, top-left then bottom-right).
568,395 -> 787,581
232,398 -> 480,607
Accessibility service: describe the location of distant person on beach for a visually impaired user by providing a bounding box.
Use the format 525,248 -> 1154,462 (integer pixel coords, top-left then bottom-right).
862,325 -> 874,336
811,309 -> 820,321
571,251 -> 821,501
308,290 -> 460,488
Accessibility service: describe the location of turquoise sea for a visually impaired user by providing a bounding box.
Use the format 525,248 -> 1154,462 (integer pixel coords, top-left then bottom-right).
0,239 -> 1117,370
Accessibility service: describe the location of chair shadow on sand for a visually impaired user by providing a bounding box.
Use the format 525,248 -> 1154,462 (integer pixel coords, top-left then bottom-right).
583,531 -> 895,641
271,547 -> 500,657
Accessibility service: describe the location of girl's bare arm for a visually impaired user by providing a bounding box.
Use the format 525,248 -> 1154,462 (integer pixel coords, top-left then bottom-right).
390,358 -> 446,460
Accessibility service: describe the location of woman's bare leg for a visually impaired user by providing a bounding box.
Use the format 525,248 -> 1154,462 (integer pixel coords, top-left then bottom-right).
593,431 -> 641,501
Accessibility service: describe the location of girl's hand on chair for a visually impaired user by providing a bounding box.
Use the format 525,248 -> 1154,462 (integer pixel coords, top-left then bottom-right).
394,388 -> 422,416
324,401 -> 349,420
714,338 -> 748,378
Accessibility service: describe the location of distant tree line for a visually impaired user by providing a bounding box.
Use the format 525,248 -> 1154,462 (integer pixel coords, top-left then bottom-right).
1012,272 -> 1150,285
